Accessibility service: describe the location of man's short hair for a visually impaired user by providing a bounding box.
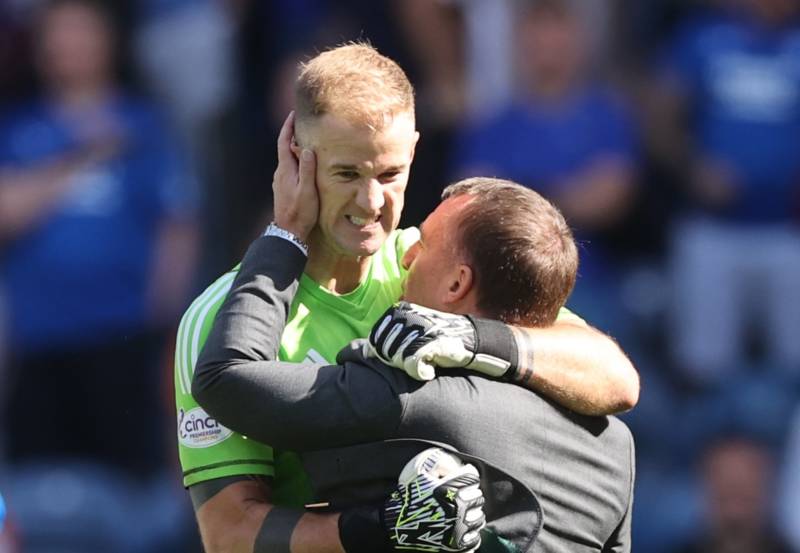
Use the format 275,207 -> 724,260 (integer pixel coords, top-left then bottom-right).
442,178 -> 578,327
295,42 -> 415,137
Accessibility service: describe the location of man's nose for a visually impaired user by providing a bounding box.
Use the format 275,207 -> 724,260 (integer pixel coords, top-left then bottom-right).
355,179 -> 385,212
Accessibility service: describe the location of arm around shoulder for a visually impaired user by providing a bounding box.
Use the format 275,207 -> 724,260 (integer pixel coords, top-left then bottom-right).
364,303 -> 638,416
510,318 -> 640,416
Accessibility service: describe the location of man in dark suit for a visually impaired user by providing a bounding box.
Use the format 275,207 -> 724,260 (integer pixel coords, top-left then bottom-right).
194,177 -> 635,553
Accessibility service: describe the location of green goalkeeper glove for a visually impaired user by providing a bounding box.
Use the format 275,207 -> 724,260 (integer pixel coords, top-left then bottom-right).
339,447 -> 485,553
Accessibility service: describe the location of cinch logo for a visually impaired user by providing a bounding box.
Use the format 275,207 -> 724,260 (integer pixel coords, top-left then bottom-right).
178,407 -> 233,448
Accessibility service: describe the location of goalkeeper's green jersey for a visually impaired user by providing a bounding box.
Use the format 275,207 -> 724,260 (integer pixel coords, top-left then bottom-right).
175,226 -> 582,507
175,228 -> 420,506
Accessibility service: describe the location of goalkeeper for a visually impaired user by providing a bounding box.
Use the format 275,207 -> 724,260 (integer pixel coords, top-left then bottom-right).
177,43 -> 639,553
193,178 -> 635,552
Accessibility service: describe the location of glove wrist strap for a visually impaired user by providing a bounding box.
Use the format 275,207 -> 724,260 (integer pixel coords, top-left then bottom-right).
465,316 -> 520,380
338,505 -> 394,553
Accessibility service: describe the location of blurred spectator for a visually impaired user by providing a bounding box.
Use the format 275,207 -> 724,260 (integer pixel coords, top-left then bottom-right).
134,0 -> 238,277
134,0 -> 236,145
674,434 -> 795,553
0,0 -> 197,476
779,406 -> 800,551
440,0 -> 516,120
407,0 -> 613,122
450,0 -> 638,334
392,0 -> 465,125
654,0 -> 800,383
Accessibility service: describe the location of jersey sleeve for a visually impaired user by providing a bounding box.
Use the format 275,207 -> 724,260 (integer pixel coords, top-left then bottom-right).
174,269 -> 274,487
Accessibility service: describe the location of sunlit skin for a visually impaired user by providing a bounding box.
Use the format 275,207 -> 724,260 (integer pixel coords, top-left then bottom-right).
298,112 -> 419,293
401,195 -> 480,316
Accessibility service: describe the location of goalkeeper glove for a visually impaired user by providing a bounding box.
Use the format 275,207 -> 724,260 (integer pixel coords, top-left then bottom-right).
365,302 -> 520,381
339,447 -> 485,553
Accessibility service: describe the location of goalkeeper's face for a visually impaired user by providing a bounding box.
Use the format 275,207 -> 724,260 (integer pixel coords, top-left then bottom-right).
402,195 -> 475,313
303,111 -> 419,258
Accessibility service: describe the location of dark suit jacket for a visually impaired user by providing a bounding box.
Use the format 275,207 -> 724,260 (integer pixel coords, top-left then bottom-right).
194,236 -> 635,553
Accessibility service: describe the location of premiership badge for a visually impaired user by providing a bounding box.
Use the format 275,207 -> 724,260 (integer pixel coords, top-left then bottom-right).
178,407 -> 233,448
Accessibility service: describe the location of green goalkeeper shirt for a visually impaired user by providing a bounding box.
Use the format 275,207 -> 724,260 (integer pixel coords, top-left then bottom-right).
175,226 -> 582,507
175,227 -> 420,506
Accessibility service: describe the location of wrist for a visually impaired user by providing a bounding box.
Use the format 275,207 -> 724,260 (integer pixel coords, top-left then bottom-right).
264,222 -> 309,256
338,505 -> 393,553
272,215 -> 313,241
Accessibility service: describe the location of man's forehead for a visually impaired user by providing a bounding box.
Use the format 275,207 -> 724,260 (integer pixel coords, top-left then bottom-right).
437,194 -> 476,218
423,194 -> 476,236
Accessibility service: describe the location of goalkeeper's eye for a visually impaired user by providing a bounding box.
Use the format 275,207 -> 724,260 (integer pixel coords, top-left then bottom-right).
336,170 -> 359,180
378,170 -> 401,183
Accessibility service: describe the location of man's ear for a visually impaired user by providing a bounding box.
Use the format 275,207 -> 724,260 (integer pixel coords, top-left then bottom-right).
444,264 -> 473,304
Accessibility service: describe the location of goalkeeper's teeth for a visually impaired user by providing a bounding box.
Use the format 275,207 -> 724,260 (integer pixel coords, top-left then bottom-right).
347,215 -> 380,227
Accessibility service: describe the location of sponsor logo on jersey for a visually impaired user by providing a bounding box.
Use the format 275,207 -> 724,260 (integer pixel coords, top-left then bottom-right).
178,407 -> 233,448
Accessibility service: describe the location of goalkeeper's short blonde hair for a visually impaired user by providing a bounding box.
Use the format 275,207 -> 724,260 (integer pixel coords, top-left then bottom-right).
294,42 -> 415,140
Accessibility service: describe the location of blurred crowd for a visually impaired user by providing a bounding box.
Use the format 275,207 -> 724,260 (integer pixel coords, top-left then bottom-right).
0,0 -> 798,551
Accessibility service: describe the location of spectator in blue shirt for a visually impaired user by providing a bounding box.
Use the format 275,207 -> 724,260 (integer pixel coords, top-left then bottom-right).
0,0 -> 198,477
654,0 -> 800,383
451,0 -> 639,334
